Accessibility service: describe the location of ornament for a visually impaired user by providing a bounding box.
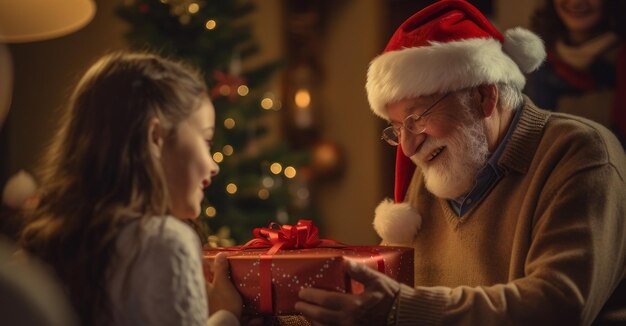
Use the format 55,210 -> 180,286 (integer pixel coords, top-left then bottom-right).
138,3 -> 149,13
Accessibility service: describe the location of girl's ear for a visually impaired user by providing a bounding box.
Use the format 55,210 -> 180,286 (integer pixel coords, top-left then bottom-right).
147,117 -> 164,159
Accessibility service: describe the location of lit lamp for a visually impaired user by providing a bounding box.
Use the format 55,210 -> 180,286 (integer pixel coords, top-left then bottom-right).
0,0 -> 96,129
0,45 -> 11,129
0,0 -> 96,43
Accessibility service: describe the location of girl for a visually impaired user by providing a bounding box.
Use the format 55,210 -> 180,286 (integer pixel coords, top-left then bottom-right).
19,52 -> 242,325
527,0 -> 626,146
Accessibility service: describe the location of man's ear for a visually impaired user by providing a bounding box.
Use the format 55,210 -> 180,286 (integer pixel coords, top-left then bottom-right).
147,117 -> 164,159
476,84 -> 498,118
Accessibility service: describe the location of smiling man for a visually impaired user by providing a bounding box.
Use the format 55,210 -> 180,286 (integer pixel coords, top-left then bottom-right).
295,0 -> 626,325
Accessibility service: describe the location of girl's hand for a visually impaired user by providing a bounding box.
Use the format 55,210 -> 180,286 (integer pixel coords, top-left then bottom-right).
206,253 -> 243,319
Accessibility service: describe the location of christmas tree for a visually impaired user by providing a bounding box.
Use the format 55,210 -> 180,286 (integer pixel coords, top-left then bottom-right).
116,0 -> 315,245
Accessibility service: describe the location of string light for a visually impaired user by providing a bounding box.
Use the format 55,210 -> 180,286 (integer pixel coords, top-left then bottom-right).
237,85 -> 249,96
205,206 -> 216,217
284,166 -> 297,178
212,152 -> 224,163
224,118 -> 235,129
226,183 -> 238,194
223,145 -> 234,156
205,19 -> 217,30
188,2 -> 199,14
261,97 -> 273,110
270,163 -> 283,174
295,89 -> 311,108
258,189 -> 269,200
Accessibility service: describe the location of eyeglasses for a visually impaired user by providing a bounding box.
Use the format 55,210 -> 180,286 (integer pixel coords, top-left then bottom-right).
381,92 -> 450,146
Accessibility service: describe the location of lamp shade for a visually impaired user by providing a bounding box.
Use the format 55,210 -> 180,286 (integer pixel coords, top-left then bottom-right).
0,43 -> 11,129
0,0 -> 96,43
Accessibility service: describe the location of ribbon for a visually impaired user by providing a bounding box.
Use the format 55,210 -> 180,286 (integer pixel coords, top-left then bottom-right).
241,219 -> 340,255
239,220 -> 339,313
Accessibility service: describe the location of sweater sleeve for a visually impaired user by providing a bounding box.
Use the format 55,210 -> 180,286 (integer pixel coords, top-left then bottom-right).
115,218 -> 210,326
395,163 -> 626,325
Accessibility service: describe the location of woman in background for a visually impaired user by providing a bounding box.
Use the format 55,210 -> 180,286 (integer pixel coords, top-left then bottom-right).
19,52 -> 242,325
527,0 -> 626,146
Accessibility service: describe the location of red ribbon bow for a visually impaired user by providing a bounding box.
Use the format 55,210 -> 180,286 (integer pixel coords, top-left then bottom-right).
242,219 -> 337,255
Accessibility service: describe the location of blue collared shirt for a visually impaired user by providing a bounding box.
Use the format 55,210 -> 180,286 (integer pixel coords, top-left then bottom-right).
448,107 -> 523,216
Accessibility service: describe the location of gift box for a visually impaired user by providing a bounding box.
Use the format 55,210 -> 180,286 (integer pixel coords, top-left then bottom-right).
203,220 -> 414,316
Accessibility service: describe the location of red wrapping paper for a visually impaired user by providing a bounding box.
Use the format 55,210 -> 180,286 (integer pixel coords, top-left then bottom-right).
203,244 -> 413,315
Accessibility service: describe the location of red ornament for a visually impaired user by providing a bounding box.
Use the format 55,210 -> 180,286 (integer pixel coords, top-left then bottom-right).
138,3 -> 149,13
210,70 -> 246,102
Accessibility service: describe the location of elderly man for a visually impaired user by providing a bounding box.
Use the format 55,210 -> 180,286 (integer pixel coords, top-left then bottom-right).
295,0 -> 626,325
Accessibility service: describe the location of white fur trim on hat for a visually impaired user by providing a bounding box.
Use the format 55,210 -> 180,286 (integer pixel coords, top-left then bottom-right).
366,36 -> 528,119
373,199 -> 421,244
503,27 -> 546,73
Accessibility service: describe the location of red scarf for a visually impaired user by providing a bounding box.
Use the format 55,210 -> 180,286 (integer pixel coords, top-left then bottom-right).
548,45 -> 626,139
613,45 -> 626,139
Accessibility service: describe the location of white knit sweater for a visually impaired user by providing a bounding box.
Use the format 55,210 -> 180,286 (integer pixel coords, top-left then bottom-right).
107,215 -> 238,326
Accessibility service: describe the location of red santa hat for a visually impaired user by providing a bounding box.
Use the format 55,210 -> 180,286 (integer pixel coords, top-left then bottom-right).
368,0 -> 545,243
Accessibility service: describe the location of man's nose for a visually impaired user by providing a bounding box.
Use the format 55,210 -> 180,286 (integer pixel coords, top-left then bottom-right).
400,129 -> 426,157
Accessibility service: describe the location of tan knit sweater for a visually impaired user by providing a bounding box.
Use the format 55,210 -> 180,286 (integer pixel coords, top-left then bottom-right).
395,100 -> 626,325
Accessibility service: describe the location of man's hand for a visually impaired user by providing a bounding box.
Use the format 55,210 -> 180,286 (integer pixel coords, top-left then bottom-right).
295,260 -> 400,325
206,253 -> 243,319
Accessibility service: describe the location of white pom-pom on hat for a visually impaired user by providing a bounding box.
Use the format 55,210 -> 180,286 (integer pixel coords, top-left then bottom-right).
503,27 -> 546,73
373,199 -> 421,245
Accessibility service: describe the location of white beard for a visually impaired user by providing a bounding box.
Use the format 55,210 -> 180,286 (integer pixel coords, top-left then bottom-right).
411,105 -> 489,199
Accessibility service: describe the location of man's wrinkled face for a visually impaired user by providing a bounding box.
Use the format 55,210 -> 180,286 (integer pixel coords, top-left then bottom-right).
386,91 -> 490,199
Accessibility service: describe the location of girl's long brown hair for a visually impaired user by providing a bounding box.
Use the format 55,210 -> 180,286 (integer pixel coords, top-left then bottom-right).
19,52 -> 207,325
